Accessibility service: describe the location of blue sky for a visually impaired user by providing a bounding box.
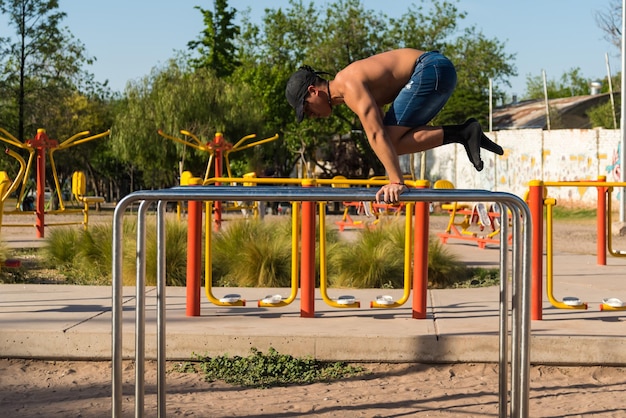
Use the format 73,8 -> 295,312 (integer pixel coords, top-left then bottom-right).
10,1 -> 622,98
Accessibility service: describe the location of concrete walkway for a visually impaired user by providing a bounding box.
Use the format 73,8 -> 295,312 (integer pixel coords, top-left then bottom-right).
1,242 -> 625,365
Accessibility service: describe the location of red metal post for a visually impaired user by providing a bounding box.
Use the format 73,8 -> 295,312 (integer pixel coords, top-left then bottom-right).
412,180 -> 430,319
596,175 -> 607,266
25,129 -> 57,239
300,179 -> 316,318
186,177 -> 203,316
528,180 -> 544,320
213,133 -> 223,231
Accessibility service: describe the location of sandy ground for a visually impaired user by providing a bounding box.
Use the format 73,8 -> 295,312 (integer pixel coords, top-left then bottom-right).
1,210 -> 626,417
1,359 -> 625,417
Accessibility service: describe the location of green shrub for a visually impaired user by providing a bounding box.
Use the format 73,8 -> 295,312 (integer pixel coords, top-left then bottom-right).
44,227 -> 81,267
185,347 -> 364,388
146,219 -> 188,286
328,220 -> 406,289
44,217 -> 189,286
328,219 -> 488,289
426,238 -> 466,288
212,219 -> 292,287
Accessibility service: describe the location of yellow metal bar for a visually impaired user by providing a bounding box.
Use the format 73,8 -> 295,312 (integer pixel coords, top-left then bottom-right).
202,176 -> 403,187
16,149 -> 36,210
600,189 -> 626,310
534,178 -> 626,258
3,149 -> 27,200
203,154 -> 214,182
179,129 -> 205,148
204,177 -> 303,186
606,187 -> 626,257
203,201 -> 245,306
0,128 -> 26,148
545,198 -> 587,310
540,180 -> 626,188
61,130 -> 111,148
231,133 -> 257,149
221,134 -> 280,180
57,130 -> 90,148
157,130 -> 207,152
258,201 -> 300,307
230,134 -> 279,152
600,300 -> 626,310
223,154 -> 233,178
319,201 -> 360,308
47,149 -> 66,211
370,203 -> 413,308
81,201 -> 89,230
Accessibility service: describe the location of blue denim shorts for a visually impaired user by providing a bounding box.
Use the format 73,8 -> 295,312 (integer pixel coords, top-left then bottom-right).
383,51 -> 457,127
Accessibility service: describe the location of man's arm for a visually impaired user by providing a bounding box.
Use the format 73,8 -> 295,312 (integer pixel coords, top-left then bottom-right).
344,83 -> 407,203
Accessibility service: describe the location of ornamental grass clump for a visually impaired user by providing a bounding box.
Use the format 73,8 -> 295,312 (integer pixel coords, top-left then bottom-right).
328,219 -> 406,289
211,218 -> 293,287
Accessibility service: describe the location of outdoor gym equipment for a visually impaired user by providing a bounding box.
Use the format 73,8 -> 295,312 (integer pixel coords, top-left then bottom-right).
528,178 -> 626,319
605,182 -> 626,259
157,129 -> 279,229
180,172 -> 300,311
0,127 -> 109,237
433,179 -> 503,249
318,199 -> 360,308
331,175 -> 369,231
257,201 -> 300,308
331,174 -> 412,231
544,196 -> 587,310
111,184 -> 531,418
318,198 -> 416,309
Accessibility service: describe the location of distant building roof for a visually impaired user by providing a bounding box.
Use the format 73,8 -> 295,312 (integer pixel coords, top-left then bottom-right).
492,92 -> 616,130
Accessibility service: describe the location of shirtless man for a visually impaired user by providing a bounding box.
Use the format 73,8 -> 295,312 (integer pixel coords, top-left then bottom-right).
285,48 -> 503,203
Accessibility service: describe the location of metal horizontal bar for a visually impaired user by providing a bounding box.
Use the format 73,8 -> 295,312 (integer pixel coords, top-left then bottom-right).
118,185 -> 525,205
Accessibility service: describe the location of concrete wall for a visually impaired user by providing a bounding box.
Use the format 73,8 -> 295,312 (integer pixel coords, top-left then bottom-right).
410,129 -> 622,207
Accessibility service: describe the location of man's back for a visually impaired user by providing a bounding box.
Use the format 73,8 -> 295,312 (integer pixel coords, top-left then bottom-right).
334,48 -> 424,106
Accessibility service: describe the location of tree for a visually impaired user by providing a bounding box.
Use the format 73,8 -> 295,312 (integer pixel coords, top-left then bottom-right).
0,0 -> 96,141
112,58 -> 265,190
524,68 -> 590,100
238,0 -> 516,179
387,0 -> 466,51
588,95 -> 620,129
187,0 -> 240,78
595,0 -> 621,51
0,0 -> 117,201
436,26 -> 516,126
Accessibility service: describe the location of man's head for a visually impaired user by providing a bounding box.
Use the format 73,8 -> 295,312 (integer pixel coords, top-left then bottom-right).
285,65 -> 327,122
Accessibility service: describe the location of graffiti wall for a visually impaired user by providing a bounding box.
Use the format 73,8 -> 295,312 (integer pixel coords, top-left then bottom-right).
412,128 -> 622,207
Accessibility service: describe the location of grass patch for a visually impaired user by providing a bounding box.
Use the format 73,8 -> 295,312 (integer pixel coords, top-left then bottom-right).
176,347 -> 365,388
452,267 -> 501,288
550,206 -> 597,219
0,247 -> 69,284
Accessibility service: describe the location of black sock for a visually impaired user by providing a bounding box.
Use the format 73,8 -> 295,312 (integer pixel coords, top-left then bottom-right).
443,119 -> 484,171
467,118 -> 504,156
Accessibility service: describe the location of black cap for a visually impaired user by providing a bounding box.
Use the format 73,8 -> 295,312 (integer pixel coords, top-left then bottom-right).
285,66 -> 320,122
